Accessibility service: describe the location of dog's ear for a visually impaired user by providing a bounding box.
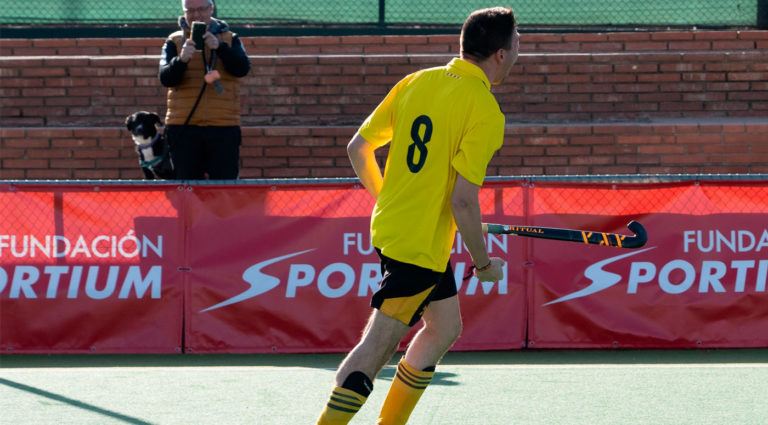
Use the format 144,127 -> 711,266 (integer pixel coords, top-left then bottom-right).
125,114 -> 137,131
150,113 -> 163,127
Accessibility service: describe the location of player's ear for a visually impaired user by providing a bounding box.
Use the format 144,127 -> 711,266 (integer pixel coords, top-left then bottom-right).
493,48 -> 506,64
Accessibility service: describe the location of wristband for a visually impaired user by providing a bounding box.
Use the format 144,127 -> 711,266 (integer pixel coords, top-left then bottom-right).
475,260 -> 492,272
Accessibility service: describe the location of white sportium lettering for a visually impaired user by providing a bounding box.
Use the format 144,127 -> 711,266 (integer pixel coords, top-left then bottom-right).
119,266 -> 162,299
699,261 -> 726,293
286,263 -> 382,298
0,234 -> 163,259
68,266 -> 83,298
44,265 -> 68,298
317,263 -> 355,298
731,260 -> 754,292
684,229 -> 768,253
0,265 -> 161,299
758,260 -> 768,292
85,266 -> 119,299
628,259 -> 767,294
358,263 -> 380,297
286,264 -> 314,298
627,262 -> 655,294
11,265 -> 39,298
54,235 -> 70,257
342,233 -> 375,255
658,260 -> 696,294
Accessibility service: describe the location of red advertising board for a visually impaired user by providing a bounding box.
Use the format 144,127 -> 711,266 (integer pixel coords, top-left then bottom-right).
0,184 -> 184,353
528,182 -> 768,348
182,183 -> 527,353
1,180 -> 766,353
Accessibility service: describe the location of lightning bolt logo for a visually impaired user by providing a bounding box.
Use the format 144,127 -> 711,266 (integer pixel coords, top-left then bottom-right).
199,249 -> 315,313
543,247 -> 655,306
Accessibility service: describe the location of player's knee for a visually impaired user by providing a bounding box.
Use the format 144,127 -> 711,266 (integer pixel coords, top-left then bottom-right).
435,316 -> 462,344
448,318 -> 463,343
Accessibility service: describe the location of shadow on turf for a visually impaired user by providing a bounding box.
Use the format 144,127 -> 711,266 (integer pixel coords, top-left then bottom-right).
0,377 -> 155,424
1,349 -> 766,370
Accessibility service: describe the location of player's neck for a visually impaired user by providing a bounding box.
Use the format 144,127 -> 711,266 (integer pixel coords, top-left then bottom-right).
460,55 -> 497,86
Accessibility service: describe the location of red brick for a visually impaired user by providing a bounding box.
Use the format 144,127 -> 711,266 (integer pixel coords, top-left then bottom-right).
0,169 -> 26,178
4,159 -> 49,168
668,41 -> 711,50
32,39 -> 76,48
385,36 -> 428,45
296,36 -> 341,46
26,128 -> 73,138
712,41 -> 755,50
625,42 -> 668,51
563,33 -> 608,43
342,36 -> 385,45
651,32 -> 694,41
0,128 -> 25,138
524,34 -> 563,43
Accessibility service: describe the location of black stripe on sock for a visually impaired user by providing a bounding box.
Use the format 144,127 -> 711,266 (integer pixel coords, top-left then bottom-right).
329,395 -> 362,409
331,390 -> 361,402
326,403 -> 359,414
396,364 -> 432,389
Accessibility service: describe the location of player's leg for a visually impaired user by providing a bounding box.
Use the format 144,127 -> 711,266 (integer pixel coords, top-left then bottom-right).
376,265 -> 461,425
317,250 -> 440,425
403,293 -> 462,369
316,310 -> 409,425
335,310 -> 410,386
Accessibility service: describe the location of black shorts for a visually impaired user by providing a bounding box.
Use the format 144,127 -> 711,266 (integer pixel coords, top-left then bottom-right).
371,249 -> 458,327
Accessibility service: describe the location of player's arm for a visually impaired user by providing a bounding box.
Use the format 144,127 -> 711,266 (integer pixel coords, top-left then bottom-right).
347,131 -> 383,199
451,174 -> 504,281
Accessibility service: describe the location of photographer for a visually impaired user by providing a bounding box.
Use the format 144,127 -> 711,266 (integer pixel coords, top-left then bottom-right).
159,0 -> 251,180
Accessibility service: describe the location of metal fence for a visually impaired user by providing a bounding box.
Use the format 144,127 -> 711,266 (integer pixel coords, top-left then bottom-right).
2,0 -> 766,28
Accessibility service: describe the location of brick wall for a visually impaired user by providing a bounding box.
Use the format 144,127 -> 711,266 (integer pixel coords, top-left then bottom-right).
2,122 -> 767,179
1,31 -> 767,179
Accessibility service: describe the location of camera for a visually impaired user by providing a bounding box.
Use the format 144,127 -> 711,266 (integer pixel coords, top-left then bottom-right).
191,21 -> 206,50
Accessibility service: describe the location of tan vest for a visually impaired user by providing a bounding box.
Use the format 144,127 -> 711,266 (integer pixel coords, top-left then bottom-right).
165,30 -> 241,126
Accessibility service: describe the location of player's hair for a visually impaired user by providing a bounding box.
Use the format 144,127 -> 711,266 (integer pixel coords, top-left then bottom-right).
460,7 -> 517,62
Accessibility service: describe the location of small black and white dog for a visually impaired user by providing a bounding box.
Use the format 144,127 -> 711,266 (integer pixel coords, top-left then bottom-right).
125,111 -> 175,180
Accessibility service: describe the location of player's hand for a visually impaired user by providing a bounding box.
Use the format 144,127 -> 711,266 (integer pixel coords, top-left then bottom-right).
180,39 -> 196,63
203,32 -> 219,50
475,257 -> 505,282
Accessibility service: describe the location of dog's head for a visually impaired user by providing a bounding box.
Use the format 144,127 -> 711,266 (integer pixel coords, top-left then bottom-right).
125,111 -> 162,146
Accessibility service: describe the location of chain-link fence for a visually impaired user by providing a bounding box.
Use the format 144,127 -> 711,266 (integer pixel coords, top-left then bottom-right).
1,0 -> 765,27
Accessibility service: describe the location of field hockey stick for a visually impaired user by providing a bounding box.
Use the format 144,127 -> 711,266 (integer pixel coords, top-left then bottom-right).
482,220 -> 647,249
464,221 -> 647,280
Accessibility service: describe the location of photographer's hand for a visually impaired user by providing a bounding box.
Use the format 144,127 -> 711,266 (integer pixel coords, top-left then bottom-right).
203,32 -> 219,51
180,39 -> 196,63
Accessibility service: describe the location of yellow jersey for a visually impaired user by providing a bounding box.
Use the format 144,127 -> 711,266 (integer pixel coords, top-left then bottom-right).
359,58 -> 505,271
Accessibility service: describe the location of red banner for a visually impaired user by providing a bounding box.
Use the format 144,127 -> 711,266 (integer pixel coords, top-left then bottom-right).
1,180 -> 766,353
0,184 -> 184,353
528,182 -> 768,348
182,184 -> 527,353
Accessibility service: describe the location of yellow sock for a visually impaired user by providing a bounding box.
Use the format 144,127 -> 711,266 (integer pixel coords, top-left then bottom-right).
316,386 -> 368,425
376,359 -> 435,425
